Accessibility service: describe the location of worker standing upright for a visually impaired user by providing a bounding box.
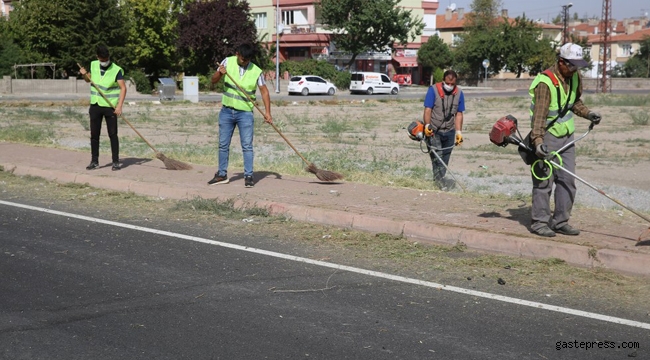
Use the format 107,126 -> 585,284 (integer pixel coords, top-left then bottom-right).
422,70 -> 465,189
79,45 -> 127,171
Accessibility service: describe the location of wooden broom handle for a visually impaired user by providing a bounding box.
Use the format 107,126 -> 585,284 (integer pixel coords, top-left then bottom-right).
77,63 -> 159,153
222,71 -> 311,166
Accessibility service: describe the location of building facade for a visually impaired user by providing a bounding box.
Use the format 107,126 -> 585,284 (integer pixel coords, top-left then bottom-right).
1,0 -> 17,17
248,0 -> 439,85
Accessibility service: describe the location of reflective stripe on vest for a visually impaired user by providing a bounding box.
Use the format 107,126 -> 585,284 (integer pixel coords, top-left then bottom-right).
222,56 -> 262,111
90,61 -> 123,107
528,70 -> 579,137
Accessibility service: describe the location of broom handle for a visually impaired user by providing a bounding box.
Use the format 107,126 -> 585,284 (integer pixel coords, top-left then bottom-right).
222,71 -> 311,166
77,63 -> 159,154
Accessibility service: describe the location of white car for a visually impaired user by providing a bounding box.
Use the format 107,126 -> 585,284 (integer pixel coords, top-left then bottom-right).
287,75 -> 337,96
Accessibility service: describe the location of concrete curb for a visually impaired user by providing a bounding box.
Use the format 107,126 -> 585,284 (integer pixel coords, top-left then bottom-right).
4,162 -> 649,277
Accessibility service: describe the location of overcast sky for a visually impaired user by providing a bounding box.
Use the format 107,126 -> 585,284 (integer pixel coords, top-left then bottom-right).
439,0 -> 650,22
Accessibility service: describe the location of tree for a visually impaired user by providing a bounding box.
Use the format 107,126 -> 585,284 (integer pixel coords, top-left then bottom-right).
417,35 -> 452,85
0,17 -> 26,76
464,0 -> 502,29
7,0 -> 128,78
498,16 -> 554,78
317,0 -> 424,69
123,0 -> 183,82
454,0 -> 503,82
551,14 -> 562,25
177,0 -> 258,75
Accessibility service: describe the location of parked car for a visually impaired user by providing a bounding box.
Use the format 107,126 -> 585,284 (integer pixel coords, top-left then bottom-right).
287,75 -> 336,96
349,72 -> 399,95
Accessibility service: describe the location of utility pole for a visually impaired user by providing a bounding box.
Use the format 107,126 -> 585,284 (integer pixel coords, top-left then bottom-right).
562,3 -> 573,44
598,0 -> 612,93
275,0 -> 281,94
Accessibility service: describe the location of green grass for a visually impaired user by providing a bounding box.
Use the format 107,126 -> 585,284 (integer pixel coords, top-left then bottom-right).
0,124 -> 56,144
318,118 -> 353,139
630,111 -> 649,126
584,94 -> 650,107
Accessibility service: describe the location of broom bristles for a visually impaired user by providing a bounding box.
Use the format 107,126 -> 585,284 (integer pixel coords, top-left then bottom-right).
155,152 -> 193,170
306,163 -> 343,182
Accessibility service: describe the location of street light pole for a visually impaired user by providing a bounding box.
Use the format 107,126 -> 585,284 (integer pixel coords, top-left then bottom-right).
562,3 -> 573,44
275,0 -> 281,94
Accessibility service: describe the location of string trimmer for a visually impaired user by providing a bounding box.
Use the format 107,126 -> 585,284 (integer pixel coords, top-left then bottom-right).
489,114 -> 650,241
407,121 -> 466,191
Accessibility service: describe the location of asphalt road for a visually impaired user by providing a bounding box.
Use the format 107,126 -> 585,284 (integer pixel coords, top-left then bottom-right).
1,199 -> 647,360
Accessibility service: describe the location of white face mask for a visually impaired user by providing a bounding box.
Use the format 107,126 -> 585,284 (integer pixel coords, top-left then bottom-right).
443,83 -> 455,92
99,60 -> 111,67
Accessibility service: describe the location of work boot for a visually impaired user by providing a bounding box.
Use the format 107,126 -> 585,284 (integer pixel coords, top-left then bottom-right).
532,225 -> 556,238
553,224 -> 580,236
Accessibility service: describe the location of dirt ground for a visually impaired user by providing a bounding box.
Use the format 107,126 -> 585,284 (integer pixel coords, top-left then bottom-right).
2,94 -> 650,239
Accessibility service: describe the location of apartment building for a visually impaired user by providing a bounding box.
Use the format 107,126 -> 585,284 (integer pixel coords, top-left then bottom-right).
1,0 -> 17,17
248,0 -> 439,84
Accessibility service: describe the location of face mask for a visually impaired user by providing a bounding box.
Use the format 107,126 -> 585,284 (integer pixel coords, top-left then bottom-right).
99,60 -> 111,67
443,83 -> 454,92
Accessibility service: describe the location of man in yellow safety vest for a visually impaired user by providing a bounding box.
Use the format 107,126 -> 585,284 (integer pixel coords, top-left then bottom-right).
528,43 -> 601,237
79,45 -> 127,171
208,43 -> 273,188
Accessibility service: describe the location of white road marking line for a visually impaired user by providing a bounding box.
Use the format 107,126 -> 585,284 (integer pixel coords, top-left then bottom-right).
3,199 -> 649,330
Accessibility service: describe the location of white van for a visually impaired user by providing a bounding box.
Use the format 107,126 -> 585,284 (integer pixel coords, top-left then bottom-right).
349,72 -> 399,95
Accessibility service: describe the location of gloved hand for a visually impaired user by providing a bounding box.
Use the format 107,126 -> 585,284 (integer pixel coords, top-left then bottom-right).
455,131 -> 463,146
424,124 -> 434,137
535,143 -> 549,159
587,111 -> 601,125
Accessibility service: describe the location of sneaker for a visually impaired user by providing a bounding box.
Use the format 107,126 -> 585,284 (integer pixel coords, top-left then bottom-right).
532,225 -> 557,238
244,176 -> 255,188
86,161 -> 99,170
111,162 -> 121,171
208,174 -> 229,185
553,224 -> 580,236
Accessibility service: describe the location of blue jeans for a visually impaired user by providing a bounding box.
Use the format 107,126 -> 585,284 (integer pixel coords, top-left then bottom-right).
218,107 -> 254,177
428,129 -> 456,182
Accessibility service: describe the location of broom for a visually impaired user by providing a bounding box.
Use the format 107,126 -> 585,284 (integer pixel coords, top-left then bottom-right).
222,71 -> 343,182
77,63 -> 192,170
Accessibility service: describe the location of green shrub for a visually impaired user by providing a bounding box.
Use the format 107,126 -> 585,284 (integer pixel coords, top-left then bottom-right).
280,59 -> 338,81
333,71 -> 351,90
128,69 -> 152,94
433,68 -> 444,84
630,111 -> 649,126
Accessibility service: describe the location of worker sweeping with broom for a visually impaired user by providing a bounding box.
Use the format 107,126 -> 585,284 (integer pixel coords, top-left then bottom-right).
79,45 -> 126,171
208,43 -> 273,188
527,43 -> 601,238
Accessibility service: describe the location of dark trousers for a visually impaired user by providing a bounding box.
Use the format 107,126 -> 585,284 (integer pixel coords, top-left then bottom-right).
428,129 -> 456,182
89,104 -> 119,163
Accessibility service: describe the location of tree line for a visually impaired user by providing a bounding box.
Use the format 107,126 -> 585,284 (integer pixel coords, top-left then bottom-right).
0,0 -> 647,93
